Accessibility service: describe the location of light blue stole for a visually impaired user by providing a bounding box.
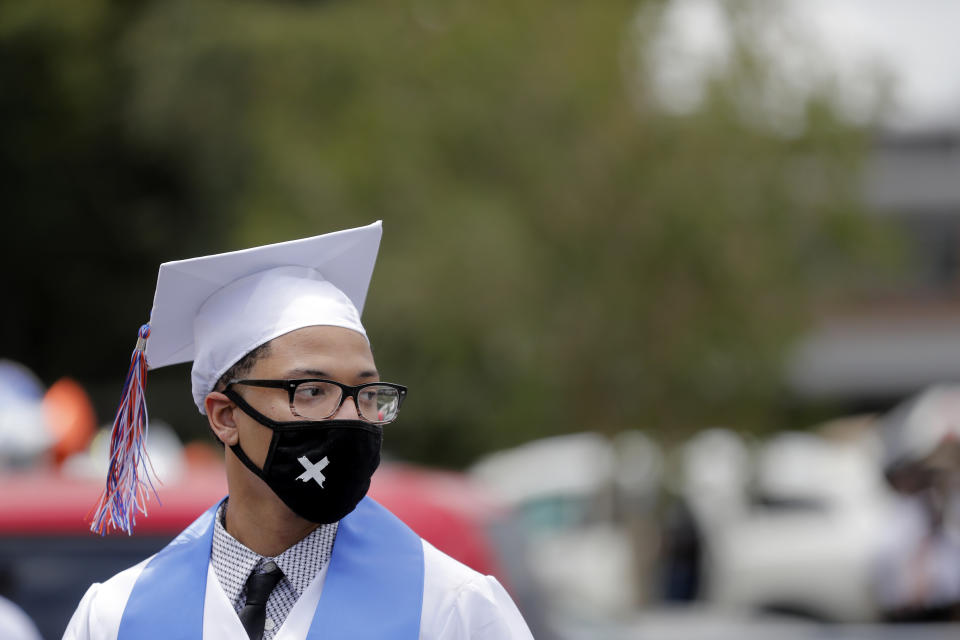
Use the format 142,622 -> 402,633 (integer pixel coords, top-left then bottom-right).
117,497 -> 425,639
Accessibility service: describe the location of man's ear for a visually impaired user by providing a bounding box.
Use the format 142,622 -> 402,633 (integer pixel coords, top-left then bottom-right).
205,391 -> 239,446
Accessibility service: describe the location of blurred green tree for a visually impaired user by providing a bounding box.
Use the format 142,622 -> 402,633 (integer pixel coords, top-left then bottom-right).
0,0 -> 220,381
2,0 -> 884,466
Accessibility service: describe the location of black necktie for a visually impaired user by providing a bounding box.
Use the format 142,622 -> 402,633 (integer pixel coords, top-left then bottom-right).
239,560 -> 284,640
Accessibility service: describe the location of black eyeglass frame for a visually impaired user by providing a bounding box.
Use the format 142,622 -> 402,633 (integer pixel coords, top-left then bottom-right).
226,378 -> 407,425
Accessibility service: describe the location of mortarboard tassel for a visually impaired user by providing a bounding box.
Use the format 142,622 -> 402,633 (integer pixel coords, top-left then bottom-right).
89,324 -> 160,535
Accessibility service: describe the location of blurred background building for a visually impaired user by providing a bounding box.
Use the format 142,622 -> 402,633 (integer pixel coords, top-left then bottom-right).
787,129 -> 960,407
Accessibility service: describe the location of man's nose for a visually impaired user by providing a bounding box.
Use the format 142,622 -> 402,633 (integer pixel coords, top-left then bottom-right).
334,395 -> 360,420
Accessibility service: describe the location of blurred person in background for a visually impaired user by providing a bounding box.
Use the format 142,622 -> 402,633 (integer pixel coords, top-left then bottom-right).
873,443 -> 960,621
63,222 -> 532,640
872,387 -> 960,622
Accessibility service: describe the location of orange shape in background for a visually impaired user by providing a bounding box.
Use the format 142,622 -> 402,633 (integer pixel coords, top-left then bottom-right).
43,378 -> 97,466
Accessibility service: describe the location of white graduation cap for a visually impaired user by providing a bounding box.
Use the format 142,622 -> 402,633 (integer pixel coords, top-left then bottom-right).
91,220 -> 383,535
147,220 -> 382,412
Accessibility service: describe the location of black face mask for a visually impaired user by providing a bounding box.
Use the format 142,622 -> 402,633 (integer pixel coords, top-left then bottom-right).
224,389 -> 382,524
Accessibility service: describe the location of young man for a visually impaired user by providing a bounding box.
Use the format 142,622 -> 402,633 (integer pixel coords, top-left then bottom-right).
63,222 -> 533,639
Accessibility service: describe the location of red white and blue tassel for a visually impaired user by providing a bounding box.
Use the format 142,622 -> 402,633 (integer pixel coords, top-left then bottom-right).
89,324 -> 160,535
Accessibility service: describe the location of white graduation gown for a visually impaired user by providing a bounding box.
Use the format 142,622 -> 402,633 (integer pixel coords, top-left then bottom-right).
62,539 -> 533,640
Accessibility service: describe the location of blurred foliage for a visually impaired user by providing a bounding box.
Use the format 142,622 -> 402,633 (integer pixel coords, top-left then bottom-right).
1,0 -> 886,467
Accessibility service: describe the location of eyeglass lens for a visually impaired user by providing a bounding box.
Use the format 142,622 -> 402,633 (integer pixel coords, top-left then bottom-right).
292,381 -> 401,423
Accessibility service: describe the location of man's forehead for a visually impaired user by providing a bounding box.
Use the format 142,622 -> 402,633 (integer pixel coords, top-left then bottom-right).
250,328 -> 378,379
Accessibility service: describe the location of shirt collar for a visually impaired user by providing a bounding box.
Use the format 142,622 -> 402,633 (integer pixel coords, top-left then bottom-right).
211,499 -> 338,604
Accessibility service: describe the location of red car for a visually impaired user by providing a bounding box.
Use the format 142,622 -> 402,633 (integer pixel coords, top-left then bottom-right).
0,461 -> 543,639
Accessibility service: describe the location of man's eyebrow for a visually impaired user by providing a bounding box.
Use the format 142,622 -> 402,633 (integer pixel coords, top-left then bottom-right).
286,368 -> 328,378
285,368 -> 379,379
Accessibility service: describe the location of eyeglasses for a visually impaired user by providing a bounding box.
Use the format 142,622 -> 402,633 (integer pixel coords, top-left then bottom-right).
226,378 -> 407,425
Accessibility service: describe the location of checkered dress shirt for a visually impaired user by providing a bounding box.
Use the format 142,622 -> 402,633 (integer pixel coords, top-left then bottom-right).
210,501 -> 338,639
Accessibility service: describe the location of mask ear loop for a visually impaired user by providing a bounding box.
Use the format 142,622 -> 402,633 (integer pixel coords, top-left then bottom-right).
223,388 -> 280,479
226,387 -> 304,429
229,438 -> 275,481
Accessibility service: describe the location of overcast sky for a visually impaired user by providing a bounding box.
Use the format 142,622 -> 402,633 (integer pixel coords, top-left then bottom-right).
648,0 -> 960,131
